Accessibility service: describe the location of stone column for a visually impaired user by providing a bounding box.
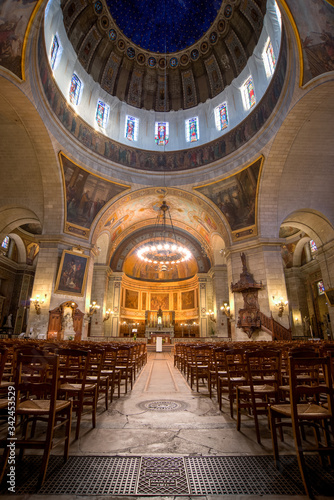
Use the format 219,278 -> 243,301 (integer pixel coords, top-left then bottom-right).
89,265 -> 111,337
106,272 -> 124,337
284,267 -> 307,337
208,265 -> 229,338
197,273 -> 210,337
27,243 -> 62,338
315,241 -> 334,332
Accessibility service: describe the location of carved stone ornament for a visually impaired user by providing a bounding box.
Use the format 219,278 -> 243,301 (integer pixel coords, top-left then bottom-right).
231,252 -> 263,338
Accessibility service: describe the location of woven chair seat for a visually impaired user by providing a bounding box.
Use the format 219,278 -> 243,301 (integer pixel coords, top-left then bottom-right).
18,399 -> 70,414
60,382 -> 96,391
270,402 -> 331,418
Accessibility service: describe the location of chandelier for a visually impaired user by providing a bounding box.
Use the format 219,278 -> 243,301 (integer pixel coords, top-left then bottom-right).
137,200 -> 192,271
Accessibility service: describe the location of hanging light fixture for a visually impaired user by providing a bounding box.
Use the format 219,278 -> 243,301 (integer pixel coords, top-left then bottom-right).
137,200 -> 192,272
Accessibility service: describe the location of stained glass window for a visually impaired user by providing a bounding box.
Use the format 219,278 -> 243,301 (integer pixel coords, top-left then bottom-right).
185,117 -> 199,143
241,76 -> 256,110
263,38 -> 276,77
317,280 -> 325,295
214,103 -> 228,131
50,34 -> 60,70
125,115 -> 139,141
155,122 -> 169,146
96,100 -> 110,129
310,240 -> 317,253
1,236 -> 9,250
69,73 -> 82,105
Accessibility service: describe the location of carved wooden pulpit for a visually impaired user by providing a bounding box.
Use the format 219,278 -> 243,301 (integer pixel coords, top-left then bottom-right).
231,252 -> 263,337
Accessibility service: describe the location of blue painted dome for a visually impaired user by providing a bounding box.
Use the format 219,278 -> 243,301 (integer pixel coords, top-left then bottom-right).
105,0 -> 222,53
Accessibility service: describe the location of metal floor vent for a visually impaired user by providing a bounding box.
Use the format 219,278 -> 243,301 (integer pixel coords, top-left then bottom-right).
2,454 -> 334,496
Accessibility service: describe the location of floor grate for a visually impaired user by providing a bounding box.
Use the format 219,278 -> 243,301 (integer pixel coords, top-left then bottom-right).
1,454 -> 334,496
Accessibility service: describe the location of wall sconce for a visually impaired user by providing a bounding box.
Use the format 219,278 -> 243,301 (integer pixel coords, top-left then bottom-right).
220,302 -> 232,319
30,294 -> 47,314
206,310 -> 216,322
87,301 -> 100,317
272,296 -> 288,317
103,309 -> 113,322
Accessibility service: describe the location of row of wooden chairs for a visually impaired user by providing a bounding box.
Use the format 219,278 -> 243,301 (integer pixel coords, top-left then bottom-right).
0,339 -> 147,490
174,340 -> 334,499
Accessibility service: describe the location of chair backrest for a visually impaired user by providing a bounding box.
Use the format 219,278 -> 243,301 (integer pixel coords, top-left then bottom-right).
288,354 -> 334,413
191,345 -> 212,366
56,348 -> 90,387
15,352 -> 59,412
245,348 -> 282,388
225,348 -> 248,380
0,347 -> 9,382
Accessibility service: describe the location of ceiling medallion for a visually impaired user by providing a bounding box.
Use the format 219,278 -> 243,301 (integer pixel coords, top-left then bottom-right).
137,201 -> 192,272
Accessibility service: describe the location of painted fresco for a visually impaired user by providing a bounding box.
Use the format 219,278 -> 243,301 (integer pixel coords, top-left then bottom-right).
150,293 -> 169,311
60,153 -> 129,238
281,242 -> 297,268
285,0 -> 334,85
173,292 -> 178,310
142,292 -> 147,310
181,290 -> 195,310
0,0 -> 38,78
195,157 -> 262,232
125,289 -> 138,309
38,28 -> 287,171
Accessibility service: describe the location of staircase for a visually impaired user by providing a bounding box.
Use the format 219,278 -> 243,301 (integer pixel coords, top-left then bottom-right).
259,312 -> 292,341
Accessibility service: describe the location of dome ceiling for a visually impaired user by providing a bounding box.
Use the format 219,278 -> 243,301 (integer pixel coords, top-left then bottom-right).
62,0 -> 267,111
105,0 -> 222,53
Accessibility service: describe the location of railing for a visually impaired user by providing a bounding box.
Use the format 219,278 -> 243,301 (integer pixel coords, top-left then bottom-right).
259,311 -> 292,341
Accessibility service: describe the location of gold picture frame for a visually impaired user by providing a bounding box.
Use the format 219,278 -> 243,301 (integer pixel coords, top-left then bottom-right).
54,250 -> 89,297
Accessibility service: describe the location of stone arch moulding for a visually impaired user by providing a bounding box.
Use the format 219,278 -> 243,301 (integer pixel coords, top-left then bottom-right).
281,209 -> 334,248
0,207 -> 41,243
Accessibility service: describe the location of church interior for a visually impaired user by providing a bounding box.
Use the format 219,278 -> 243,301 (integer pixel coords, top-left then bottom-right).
0,0 -> 334,496
0,0 -> 334,343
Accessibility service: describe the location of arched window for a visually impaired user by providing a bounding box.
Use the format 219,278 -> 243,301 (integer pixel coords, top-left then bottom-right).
214,103 -> 228,131
1,236 -> 10,256
155,122 -> 169,146
50,34 -> 62,71
310,239 -> 317,253
125,115 -> 139,141
96,100 -> 110,129
69,73 -> 83,105
241,76 -> 256,110
263,38 -> 276,77
185,117 -> 199,142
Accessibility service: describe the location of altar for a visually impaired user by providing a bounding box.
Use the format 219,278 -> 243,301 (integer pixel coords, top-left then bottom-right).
145,310 -> 174,343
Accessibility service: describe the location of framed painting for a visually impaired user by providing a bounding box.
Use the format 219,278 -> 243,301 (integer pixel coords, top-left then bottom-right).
125,289 -> 139,309
181,290 -> 195,310
54,250 -> 89,296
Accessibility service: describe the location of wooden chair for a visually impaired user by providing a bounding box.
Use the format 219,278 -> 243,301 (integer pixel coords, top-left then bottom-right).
101,345 -> 121,401
269,354 -> 334,499
57,348 -> 95,440
189,345 -> 212,392
115,345 -> 133,394
0,352 -> 72,490
224,348 -> 248,416
236,348 -> 281,443
209,346 -> 228,402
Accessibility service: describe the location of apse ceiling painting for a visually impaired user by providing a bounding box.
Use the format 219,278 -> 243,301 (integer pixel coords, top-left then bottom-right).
195,156 -> 263,241
96,187 -> 226,252
59,152 -> 130,239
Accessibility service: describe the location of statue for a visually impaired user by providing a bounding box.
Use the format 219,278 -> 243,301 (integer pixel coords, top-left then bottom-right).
4,314 -> 12,328
62,306 -> 76,339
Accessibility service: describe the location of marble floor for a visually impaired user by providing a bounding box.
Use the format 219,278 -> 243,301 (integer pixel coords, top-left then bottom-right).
4,349 -> 334,500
